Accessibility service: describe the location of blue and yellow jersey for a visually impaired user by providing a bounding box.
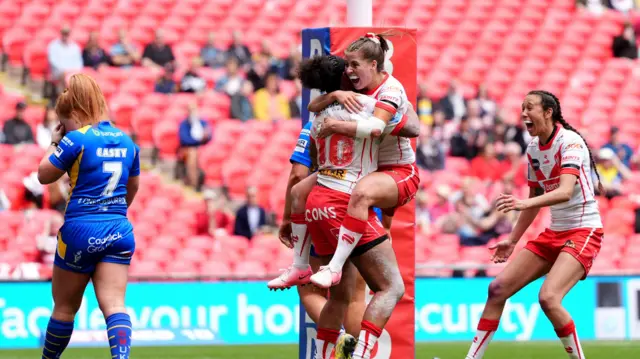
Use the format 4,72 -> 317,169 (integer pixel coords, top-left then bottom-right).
290,121 -> 313,169
49,121 -> 140,222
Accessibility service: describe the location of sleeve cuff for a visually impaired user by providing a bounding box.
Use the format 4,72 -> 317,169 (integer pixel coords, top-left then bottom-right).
48,155 -> 66,171
375,101 -> 397,115
560,168 -> 580,176
390,114 -> 408,136
528,180 -> 541,188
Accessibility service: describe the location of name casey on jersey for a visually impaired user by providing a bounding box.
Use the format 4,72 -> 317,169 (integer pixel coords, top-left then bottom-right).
96,148 -> 127,158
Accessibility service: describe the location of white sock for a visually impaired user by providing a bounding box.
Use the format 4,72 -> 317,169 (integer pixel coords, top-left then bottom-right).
290,213 -> 310,268
465,318 -> 499,359
328,214 -> 367,272
556,320 -> 585,359
315,328 -> 339,359
353,320 -> 382,359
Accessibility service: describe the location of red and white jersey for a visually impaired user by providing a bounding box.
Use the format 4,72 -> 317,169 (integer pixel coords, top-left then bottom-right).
526,127 -> 602,231
364,73 -> 415,166
310,113 -> 379,195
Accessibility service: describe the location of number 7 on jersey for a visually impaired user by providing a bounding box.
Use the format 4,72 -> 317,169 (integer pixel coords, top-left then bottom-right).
102,161 -> 123,197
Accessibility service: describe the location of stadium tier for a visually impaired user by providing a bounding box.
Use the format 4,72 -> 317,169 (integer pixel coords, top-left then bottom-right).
0,0 -> 639,281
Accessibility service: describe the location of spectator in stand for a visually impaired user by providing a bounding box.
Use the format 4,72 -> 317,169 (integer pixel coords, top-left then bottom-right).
36,106 -> 58,149
233,186 -> 268,239
470,142 -> 503,182
417,83 -> 434,125
438,80 -> 466,121
246,55 -> 271,91
450,117 -> 480,159
465,99 -> 487,132
597,147 -> 632,199
215,57 -> 244,97
257,39 -> 277,65
416,124 -> 445,171
609,0 -> 636,13
227,30 -> 252,67
289,79 -> 302,118
476,84 -> 497,119
613,23 -> 638,59
200,32 -> 226,68
82,32 -> 111,70
278,45 -> 301,81
36,214 -> 63,266
230,80 -> 254,121
47,26 -> 83,95
253,71 -> 291,122
179,103 -> 212,189
23,172 -> 44,210
498,108 -> 528,154
576,0 -> 606,14
429,185 -> 457,233
415,190 -> 431,229
110,30 -> 141,68
154,63 -> 177,94
602,126 -> 634,167
2,102 -> 34,145
180,58 -> 207,93
142,29 -> 176,68
501,141 -> 528,187
196,189 -> 233,237
452,177 -> 490,244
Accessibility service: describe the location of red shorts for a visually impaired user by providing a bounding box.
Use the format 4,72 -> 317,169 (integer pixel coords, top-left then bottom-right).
378,163 -> 420,216
305,185 -> 386,257
525,227 -> 603,279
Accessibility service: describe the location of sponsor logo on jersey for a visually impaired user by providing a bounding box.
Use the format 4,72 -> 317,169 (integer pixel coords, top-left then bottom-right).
92,129 -> 123,137
87,232 -> 123,253
61,137 -> 74,146
562,156 -> 581,163
319,168 -> 347,180
305,207 -> 338,221
565,143 -> 583,150
543,155 -> 550,164
294,139 -> 308,153
74,250 -> 82,263
563,240 -> 575,249
96,148 -> 127,158
54,146 -> 64,157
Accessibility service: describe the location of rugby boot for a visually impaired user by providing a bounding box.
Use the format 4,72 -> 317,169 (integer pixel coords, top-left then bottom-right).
310,265 -> 342,289
267,264 -> 313,290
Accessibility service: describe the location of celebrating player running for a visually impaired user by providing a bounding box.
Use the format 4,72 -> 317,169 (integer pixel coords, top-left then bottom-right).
465,90 -> 604,359
37,74 -> 140,359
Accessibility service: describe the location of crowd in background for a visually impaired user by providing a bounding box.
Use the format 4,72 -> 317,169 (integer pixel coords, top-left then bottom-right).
1,4 -> 640,270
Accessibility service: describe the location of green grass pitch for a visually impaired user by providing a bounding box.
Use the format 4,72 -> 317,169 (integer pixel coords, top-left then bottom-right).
4,341 -> 640,359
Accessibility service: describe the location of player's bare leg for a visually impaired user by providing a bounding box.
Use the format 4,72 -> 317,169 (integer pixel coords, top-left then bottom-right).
94,262 -> 133,359
315,259 -> 358,359
311,173 -> 398,288
268,174 -> 318,290
539,252 -> 587,359
349,240 -> 404,359
465,250 -> 551,359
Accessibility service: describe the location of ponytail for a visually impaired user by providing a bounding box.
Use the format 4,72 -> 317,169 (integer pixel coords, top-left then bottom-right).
529,90 -> 604,194
346,32 -> 389,72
